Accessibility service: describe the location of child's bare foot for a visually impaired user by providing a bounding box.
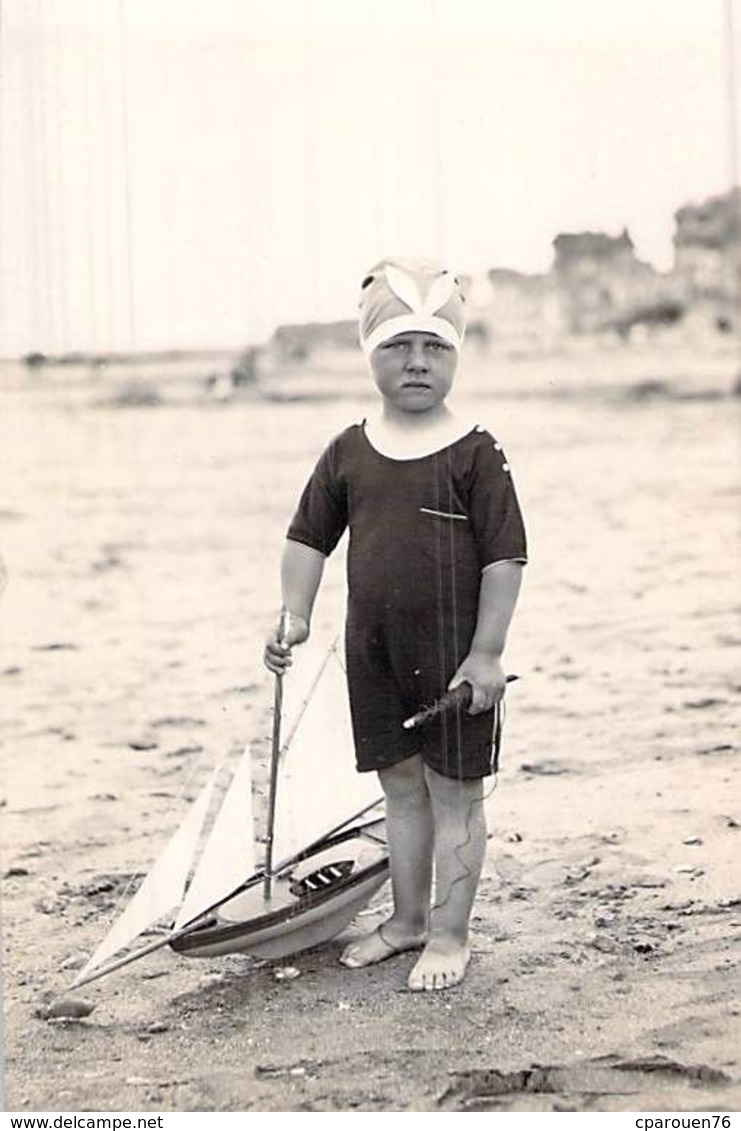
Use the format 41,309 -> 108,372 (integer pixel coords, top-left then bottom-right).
339,922 -> 426,969
407,936 -> 471,991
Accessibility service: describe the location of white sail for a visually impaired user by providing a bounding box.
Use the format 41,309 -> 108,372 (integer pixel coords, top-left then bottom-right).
272,642 -> 382,867
72,639 -> 386,990
174,746 -> 256,929
77,771 -> 217,980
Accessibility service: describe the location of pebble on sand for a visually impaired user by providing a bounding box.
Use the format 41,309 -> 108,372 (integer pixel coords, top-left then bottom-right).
35,997 -> 96,1021
273,966 -> 301,981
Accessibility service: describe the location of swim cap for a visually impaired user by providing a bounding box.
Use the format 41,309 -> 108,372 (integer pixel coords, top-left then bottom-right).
358,257 -> 466,357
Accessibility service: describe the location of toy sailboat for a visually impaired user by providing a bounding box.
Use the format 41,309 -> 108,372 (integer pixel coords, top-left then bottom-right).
72,640 -> 389,990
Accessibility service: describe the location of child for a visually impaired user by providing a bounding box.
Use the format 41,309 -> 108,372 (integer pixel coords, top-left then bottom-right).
264,257 -> 527,991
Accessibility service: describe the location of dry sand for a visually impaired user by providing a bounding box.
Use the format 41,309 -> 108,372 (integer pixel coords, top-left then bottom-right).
1,340 -> 739,1112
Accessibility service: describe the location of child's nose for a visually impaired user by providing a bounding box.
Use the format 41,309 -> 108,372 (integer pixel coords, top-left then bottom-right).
406,341 -> 428,369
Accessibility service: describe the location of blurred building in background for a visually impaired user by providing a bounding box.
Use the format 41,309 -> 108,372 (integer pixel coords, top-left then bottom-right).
466,186 -> 741,350
261,187 -> 740,369
16,186 -> 740,396
551,229 -> 662,336
672,187 -> 741,332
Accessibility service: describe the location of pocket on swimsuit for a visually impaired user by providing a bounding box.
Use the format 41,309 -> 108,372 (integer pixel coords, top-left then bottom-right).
418,507 -> 469,522
417,507 -> 478,579
414,509 -> 480,636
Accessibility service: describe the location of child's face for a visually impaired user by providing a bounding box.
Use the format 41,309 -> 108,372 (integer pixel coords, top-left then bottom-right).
369,332 -> 458,414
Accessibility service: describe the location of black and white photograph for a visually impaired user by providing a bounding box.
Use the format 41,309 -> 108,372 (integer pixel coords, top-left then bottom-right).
1,0 -> 739,1116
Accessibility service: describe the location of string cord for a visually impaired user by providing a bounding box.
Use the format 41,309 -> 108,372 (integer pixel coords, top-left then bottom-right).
429,771 -> 499,916
426,437 -> 510,915
429,701 -> 505,917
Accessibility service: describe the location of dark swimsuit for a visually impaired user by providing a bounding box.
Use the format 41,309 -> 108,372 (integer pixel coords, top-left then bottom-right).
287,423 -> 527,780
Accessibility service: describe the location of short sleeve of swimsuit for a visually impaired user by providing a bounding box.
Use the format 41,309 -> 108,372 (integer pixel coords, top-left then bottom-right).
465,430 -> 528,569
286,436 -> 348,556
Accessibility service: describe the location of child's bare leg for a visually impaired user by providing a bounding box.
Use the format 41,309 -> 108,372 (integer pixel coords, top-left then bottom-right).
407,767 -> 486,991
340,755 -> 431,967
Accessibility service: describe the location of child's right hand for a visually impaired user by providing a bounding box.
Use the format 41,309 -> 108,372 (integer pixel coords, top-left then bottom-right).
263,612 -> 310,675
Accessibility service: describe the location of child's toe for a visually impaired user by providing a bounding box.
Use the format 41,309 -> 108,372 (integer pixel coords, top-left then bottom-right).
408,941 -> 470,991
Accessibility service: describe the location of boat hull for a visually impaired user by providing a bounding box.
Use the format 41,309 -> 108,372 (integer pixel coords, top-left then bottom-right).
171,821 -> 389,960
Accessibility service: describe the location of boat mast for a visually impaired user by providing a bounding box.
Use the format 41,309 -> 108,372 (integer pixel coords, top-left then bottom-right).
263,609 -> 289,899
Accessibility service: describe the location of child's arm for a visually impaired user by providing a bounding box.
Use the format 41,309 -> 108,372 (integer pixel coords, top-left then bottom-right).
448,560 -> 524,714
263,540 -> 326,674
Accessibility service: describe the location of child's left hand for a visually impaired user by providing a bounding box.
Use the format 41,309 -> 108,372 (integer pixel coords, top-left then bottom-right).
448,651 -> 506,714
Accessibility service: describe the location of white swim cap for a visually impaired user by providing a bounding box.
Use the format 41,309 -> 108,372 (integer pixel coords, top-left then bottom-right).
358,257 -> 466,357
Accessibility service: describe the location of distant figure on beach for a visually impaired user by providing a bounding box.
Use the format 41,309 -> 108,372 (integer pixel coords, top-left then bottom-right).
264,258 -> 527,991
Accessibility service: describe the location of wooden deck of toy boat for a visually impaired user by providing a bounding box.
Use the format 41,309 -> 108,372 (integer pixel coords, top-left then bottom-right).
171,828 -> 389,961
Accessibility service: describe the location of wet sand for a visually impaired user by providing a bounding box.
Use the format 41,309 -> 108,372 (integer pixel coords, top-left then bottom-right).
1,342 -> 740,1112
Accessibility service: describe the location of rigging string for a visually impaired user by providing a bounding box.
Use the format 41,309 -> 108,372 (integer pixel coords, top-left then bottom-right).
445,446 -> 463,781
117,0 -> 135,348
300,0 -> 321,328
75,0 -> 221,944
32,0 -> 52,348
428,0 -> 447,261
431,776 -> 500,919
80,0 -> 100,352
723,0 -> 741,378
724,0 -> 739,193
366,0 -> 386,258
402,685 -> 507,918
439,0 -> 514,913
86,0 -> 114,350
423,0 -> 488,926
424,437 -> 507,921
235,20 -> 255,356
47,0 -> 71,351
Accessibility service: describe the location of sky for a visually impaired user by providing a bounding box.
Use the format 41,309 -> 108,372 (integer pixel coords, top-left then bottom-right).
1,0 -> 739,354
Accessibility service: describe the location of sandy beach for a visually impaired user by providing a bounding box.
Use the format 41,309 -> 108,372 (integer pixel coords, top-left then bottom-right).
1,339 -> 739,1112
